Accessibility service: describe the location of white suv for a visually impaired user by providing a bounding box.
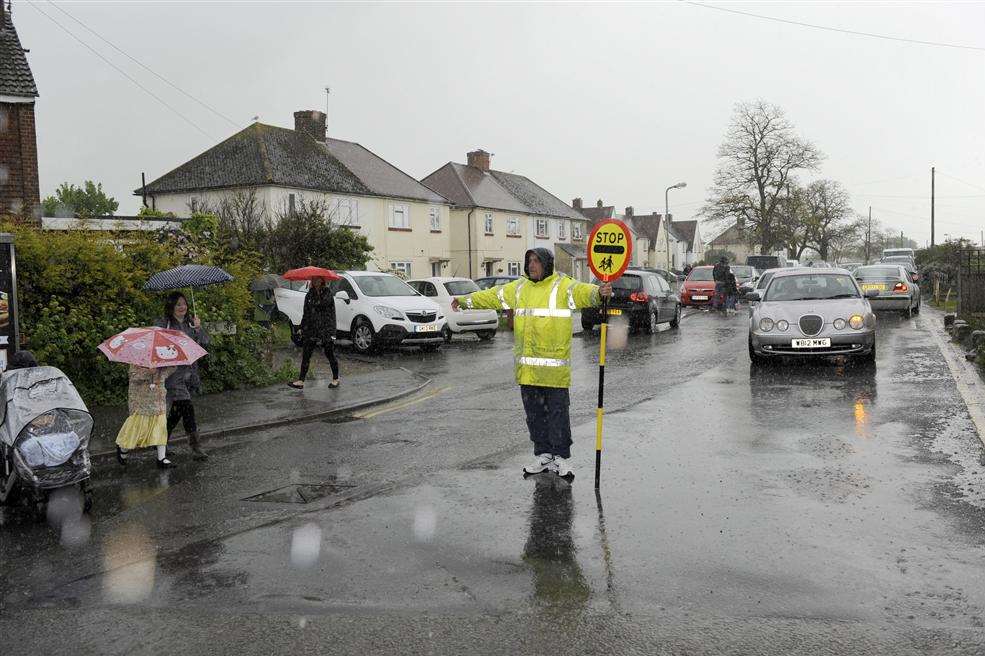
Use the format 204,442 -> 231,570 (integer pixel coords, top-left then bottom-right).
274,271 -> 446,354
407,277 -> 498,342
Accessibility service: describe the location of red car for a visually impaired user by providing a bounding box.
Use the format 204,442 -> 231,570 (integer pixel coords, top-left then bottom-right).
680,265 -> 718,307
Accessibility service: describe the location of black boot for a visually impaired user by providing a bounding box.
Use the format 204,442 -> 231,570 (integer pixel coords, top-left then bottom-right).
188,432 -> 208,461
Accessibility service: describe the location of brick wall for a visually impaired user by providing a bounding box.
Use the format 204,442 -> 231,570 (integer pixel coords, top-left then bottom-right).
0,102 -> 40,218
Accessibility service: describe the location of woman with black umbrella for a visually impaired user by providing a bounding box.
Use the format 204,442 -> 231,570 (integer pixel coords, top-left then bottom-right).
157,292 -> 210,460
288,275 -> 340,390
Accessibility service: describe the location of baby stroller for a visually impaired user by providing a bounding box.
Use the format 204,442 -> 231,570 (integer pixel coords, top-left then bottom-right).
0,365 -> 93,520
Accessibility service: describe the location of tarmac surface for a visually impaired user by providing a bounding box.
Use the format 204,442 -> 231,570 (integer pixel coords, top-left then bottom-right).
3,307 -> 985,655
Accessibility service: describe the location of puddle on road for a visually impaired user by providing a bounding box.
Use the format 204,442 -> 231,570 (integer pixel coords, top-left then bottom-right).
244,483 -> 356,504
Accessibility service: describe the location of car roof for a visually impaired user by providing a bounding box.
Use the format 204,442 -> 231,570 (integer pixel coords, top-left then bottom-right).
408,276 -> 472,284
770,267 -> 852,278
345,270 -> 396,277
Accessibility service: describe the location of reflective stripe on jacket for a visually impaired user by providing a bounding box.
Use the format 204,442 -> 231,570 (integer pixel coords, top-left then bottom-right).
459,273 -> 600,388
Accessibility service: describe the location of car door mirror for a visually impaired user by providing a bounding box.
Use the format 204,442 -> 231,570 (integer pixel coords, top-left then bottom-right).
745,292 -> 761,302
334,290 -> 350,303
864,289 -> 879,299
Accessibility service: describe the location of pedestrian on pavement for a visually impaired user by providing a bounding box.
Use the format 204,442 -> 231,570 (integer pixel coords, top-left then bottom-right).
288,276 -> 340,390
115,364 -> 178,468
157,292 -> 210,461
724,271 -> 739,316
682,263 -> 693,278
451,248 -> 612,480
712,257 -> 729,312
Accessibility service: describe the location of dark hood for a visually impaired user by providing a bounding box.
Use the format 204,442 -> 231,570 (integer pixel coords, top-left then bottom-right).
524,248 -> 555,280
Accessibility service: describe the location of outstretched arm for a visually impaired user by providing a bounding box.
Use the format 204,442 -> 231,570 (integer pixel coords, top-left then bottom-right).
569,281 -> 613,309
452,280 -> 521,312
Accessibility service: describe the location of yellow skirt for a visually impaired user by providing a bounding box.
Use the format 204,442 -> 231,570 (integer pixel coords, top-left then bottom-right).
115,413 -> 168,449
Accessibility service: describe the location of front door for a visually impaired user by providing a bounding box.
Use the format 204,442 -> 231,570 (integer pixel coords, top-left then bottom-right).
484,262 -> 494,277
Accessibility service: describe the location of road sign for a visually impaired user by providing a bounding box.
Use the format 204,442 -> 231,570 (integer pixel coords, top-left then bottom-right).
588,219 -> 633,282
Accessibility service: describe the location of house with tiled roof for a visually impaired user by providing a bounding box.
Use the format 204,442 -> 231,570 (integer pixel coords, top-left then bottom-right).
573,199 -> 654,269
139,110 -> 453,278
422,151 -> 592,280
0,3 -> 40,217
670,219 -> 704,265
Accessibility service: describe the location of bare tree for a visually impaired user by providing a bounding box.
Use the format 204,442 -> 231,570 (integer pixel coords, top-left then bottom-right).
775,184 -> 813,260
803,180 -> 856,261
701,101 -> 824,255
196,189 -> 268,253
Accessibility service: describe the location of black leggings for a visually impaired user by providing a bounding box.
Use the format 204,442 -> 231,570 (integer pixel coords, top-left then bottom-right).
300,339 -> 339,381
167,399 -> 198,435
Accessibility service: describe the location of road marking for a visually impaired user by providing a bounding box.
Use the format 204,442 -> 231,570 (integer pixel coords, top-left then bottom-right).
352,386 -> 449,420
925,308 -> 985,448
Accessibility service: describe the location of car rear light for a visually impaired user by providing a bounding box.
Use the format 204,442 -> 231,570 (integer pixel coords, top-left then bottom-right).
629,292 -> 649,303
893,282 -> 908,293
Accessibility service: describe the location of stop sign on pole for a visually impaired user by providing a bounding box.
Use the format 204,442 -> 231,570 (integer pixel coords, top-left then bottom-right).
588,219 -> 633,282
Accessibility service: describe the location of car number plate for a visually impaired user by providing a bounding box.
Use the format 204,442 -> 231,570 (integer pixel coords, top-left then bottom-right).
607,309 -> 622,316
860,283 -> 886,292
692,295 -> 709,301
792,338 -> 831,348
416,324 -> 439,333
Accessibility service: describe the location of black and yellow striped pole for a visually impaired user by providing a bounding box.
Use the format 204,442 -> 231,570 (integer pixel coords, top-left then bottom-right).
595,291 -> 607,489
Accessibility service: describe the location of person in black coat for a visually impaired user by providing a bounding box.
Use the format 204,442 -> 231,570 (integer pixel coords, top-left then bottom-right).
289,276 -> 340,390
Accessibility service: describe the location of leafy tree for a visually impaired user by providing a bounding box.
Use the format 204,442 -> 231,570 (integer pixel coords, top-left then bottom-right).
701,101 -> 823,254
263,197 -> 373,272
41,181 -> 119,218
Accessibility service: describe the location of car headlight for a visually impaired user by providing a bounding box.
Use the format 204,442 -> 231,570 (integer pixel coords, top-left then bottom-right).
776,320 -> 789,332
373,305 -> 404,320
849,314 -> 864,330
833,318 -> 847,330
759,318 -> 774,332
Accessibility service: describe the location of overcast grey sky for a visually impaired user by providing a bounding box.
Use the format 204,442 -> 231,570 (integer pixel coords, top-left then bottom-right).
11,1 -> 985,244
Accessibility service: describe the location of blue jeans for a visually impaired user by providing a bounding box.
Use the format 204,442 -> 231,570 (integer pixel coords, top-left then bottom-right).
713,282 -> 727,309
725,294 -> 737,311
521,385 -> 572,458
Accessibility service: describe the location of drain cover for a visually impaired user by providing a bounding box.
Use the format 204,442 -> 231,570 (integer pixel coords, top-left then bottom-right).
244,483 -> 355,504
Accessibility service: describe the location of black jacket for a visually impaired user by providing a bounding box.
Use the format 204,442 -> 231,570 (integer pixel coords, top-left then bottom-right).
713,262 -> 729,282
301,286 -> 337,342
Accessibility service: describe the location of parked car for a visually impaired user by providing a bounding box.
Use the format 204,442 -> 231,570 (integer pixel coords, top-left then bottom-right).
853,264 -> 921,318
880,255 -> 920,281
475,275 -> 519,290
581,270 -> 681,333
627,266 -> 680,288
730,265 -> 758,291
407,277 -> 498,342
679,265 -> 717,307
747,269 -> 877,364
274,271 -> 446,354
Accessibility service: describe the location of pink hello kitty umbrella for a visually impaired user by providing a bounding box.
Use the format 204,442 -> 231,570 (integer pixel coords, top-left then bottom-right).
98,327 -> 208,368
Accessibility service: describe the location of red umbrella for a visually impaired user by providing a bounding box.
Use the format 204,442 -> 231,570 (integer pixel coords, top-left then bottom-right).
282,266 -> 341,281
98,327 -> 208,368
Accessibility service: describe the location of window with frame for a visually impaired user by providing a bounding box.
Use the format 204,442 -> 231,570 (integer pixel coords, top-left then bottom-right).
390,261 -> 412,277
390,204 -> 410,229
429,207 -> 441,231
536,219 -> 548,238
332,197 -> 359,226
558,221 -> 567,240
484,213 -> 494,234
508,261 -> 520,276
572,223 -> 583,240
507,217 -> 519,235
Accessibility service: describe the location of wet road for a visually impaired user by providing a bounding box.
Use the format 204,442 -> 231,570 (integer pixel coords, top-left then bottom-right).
3,308 -> 985,655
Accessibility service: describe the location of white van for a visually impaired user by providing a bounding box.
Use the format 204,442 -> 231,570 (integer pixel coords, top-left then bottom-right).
882,248 -> 915,260
274,271 -> 446,354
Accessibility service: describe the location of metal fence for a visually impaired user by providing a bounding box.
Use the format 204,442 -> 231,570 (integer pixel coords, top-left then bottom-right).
958,249 -> 985,318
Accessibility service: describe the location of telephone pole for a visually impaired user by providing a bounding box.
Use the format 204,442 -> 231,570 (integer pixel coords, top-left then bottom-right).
931,166 -> 936,247
866,206 -> 872,264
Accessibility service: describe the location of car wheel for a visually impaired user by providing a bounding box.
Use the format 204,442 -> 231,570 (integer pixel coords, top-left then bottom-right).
669,304 -> 681,329
644,307 -> 657,334
904,304 -> 913,319
581,315 -> 594,332
289,324 -> 304,347
748,337 -> 767,366
913,299 -> 921,315
859,341 -> 877,365
476,330 -> 496,341
441,325 -> 453,343
351,317 -> 375,354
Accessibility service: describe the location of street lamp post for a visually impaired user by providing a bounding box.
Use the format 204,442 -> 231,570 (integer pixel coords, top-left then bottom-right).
665,182 -> 687,269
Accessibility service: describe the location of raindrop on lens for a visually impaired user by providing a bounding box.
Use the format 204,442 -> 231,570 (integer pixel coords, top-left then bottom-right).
290,523 -> 322,568
414,506 -> 436,543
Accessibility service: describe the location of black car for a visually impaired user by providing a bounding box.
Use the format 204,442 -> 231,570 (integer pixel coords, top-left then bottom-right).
627,266 -> 680,288
474,275 -> 519,290
581,271 -> 681,334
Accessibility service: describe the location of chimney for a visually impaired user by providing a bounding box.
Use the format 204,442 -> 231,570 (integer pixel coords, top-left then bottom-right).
294,110 -> 327,142
596,199 -> 603,208
572,198 -> 583,210
625,206 -> 634,217
467,149 -> 491,171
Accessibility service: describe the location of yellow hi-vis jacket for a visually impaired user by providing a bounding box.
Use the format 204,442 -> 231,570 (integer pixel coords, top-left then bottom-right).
458,273 -> 602,388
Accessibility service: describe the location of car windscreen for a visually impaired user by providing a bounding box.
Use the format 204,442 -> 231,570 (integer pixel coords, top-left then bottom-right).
445,280 -> 479,296
687,268 -> 714,281
755,272 -> 775,290
353,275 -> 419,297
764,274 -> 859,302
731,266 -> 754,278
609,275 -> 642,291
855,266 -> 901,279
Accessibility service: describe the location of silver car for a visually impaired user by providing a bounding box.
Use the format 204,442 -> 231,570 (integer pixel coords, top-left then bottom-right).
747,269 -> 877,364
853,264 -> 921,318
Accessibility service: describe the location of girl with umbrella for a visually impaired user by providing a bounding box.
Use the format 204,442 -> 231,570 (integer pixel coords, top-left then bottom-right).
157,292 -> 210,460
287,268 -> 340,390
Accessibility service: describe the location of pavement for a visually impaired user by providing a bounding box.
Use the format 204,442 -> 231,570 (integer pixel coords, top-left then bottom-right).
88,364 -> 430,459
5,306 -> 985,654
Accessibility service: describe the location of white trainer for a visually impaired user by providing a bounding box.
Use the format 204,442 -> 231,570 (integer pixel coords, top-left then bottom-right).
523,453 -> 556,475
554,456 -> 574,480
